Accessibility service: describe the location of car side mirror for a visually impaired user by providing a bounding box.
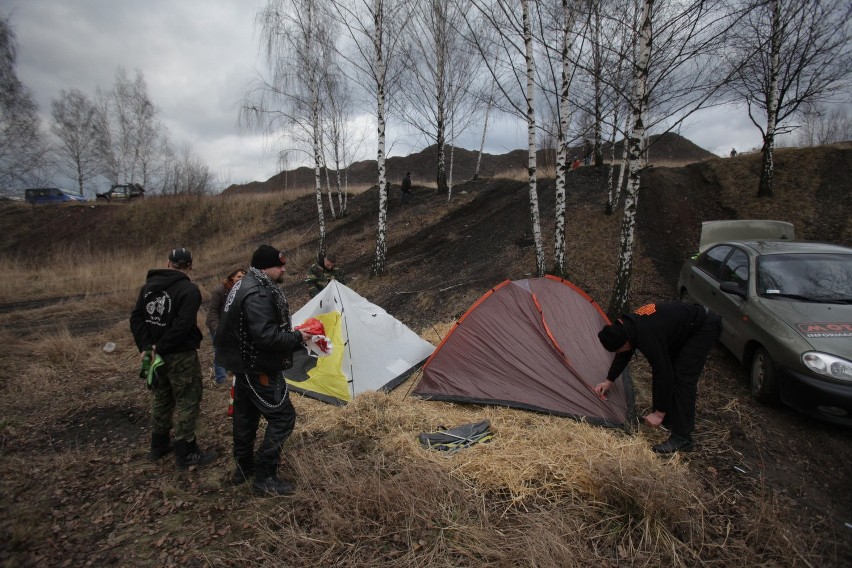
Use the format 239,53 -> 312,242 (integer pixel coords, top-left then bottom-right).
720,281 -> 746,299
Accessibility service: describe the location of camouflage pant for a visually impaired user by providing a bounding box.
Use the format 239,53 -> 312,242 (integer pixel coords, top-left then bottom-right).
150,350 -> 203,442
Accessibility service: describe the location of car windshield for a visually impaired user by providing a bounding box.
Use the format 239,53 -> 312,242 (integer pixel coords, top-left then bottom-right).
758,253 -> 852,303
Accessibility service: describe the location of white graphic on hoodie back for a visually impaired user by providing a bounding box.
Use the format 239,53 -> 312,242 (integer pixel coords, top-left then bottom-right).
143,291 -> 172,327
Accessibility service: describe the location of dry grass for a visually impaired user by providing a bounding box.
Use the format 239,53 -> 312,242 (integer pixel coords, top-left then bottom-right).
0,273 -> 814,567
0,191 -> 319,302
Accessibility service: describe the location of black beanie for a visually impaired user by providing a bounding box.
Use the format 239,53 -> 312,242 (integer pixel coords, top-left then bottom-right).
251,245 -> 285,269
598,323 -> 629,351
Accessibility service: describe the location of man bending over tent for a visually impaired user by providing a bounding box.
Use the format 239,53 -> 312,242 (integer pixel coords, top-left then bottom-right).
594,302 -> 721,454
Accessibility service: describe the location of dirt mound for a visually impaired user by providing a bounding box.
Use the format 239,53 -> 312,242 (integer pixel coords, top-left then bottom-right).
224,133 -> 717,195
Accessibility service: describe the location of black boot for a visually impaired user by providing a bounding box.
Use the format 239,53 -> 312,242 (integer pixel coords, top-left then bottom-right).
252,475 -> 296,496
174,439 -> 218,469
149,432 -> 173,461
251,465 -> 295,496
652,434 -> 694,454
231,457 -> 255,485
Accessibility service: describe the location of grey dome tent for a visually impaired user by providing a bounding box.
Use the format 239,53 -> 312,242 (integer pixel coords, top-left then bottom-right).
413,276 -> 635,428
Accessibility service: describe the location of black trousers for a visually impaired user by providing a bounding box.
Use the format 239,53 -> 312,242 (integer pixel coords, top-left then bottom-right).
657,312 -> 722,439
232,372 -> 297,479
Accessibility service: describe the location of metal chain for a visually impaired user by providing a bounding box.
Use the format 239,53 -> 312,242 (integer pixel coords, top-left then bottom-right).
242,375 -> 290,409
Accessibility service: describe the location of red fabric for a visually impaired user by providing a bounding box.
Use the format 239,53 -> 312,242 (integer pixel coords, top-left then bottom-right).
227,380 -> 234,417
295,318 -> 326,336
312,335 -> 331,354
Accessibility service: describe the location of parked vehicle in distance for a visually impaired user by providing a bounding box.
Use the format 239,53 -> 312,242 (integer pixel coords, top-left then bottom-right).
677,220 -> 852,426
24,187 -> 87,205
96,183 -> 145,202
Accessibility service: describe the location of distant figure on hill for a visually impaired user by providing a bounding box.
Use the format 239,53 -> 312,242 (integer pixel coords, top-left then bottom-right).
571,157 -> 581,171
130,247 -> 217,469
594,302 -> 721,454
206,268 -> 246,385
730,148 -> 737,157
400,171 -> 412,204
306,252 -> 346,298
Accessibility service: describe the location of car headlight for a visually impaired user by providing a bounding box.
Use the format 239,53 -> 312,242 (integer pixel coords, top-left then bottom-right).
802,352 -> 852,382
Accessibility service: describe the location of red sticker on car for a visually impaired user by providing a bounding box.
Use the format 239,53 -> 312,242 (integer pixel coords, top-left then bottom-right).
796,323 -> 852,338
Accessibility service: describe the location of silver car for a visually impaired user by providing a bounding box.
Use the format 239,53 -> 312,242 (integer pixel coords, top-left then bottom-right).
677,221 -> 852,425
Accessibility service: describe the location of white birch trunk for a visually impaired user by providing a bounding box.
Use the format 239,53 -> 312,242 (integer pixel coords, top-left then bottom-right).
331,134 -> 345,216
323,152 -> 337,220
335,165 -> 344,216
447,116 -> 455,202
608,0 -> 651,318
309,0 -> 326,255
436,66 -> 448,196
447,144 -> 455,202
613,113 -> 631,210
592,1 -> 603,166
473,88 -> 493,181
312,108 -> 326,254
522,0 -> 545,277
371,0 -> 389,276
553,0 -> 575,277
604,106 -> 619,215
758,0 -> 780,198
343,168 -> 349,214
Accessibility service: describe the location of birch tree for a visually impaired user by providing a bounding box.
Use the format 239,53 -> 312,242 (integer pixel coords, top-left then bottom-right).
94,68 -> 163,187
472,78 -> 497,181
242,0 -> 333,254
397,0 -> 477,197
588,0 -> 604,166
329,0 -> 409,276
600,0 -> 637,215
729,0 -> 851,198
160,142 -> 213,196
467,0 -> 546,276
50,89 -> 101,197
606,0 -> 739,317
794,102 -> 851,147
606,0 -> 651,318
322,63 -> 357,217
551,0 -> 579,277
522,0 -> 546,277
0,15 -> 49,194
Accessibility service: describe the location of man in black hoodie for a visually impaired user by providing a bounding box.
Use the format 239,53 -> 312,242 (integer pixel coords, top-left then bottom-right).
216,245 -> 314,496
594,302 -> 721,454
130,247 -> 217,469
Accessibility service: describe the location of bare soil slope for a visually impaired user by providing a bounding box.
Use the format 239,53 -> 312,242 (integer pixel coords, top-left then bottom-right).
0,143 -> 850,566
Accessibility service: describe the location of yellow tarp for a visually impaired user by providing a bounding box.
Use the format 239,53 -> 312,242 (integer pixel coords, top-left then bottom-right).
287,311 -> 350,402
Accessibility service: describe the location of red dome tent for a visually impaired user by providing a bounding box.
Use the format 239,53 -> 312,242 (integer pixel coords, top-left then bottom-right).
413,276 -> 635,428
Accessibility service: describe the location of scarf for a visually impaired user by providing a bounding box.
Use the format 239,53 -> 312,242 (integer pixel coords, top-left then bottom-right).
248,266 -> 292,331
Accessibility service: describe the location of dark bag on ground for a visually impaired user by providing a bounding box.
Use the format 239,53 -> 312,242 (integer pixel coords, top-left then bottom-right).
418,421 -> 493,453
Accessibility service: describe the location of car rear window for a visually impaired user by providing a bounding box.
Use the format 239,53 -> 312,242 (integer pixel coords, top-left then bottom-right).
758,253 -> 852,301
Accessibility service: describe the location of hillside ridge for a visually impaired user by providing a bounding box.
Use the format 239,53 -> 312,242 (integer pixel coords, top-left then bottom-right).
224,132 -> 717,195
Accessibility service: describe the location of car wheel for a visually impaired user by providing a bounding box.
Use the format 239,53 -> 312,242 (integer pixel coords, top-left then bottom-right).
679,288 -> 693,304
750,346 -> 778,403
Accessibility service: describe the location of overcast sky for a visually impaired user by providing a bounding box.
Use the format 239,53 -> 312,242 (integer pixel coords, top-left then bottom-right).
7,1 -> 768,189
